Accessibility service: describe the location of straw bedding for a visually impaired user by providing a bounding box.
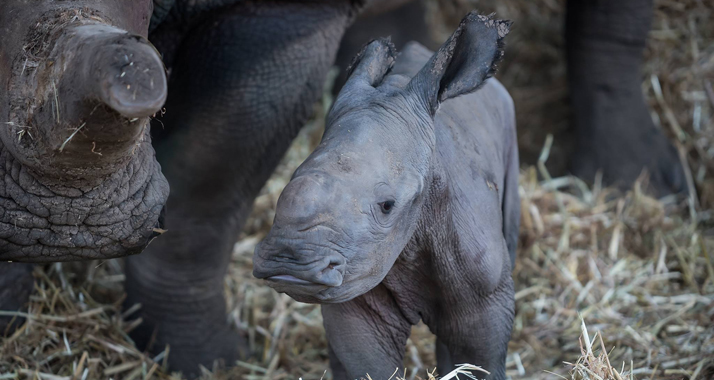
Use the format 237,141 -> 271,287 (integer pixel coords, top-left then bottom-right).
1,0 -> 712,378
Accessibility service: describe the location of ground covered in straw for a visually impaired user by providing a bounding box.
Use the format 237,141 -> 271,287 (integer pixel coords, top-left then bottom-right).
2,0 -> 713,379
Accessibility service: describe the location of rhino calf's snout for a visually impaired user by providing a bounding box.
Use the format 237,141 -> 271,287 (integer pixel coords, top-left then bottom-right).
253,172 -> 348,289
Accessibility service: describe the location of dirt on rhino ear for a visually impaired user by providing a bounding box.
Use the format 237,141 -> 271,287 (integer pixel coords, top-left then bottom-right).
345,37 -> 397,89
407,11 -> 510,115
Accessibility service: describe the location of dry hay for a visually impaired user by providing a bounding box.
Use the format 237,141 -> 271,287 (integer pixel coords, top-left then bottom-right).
2,0 -> 714,379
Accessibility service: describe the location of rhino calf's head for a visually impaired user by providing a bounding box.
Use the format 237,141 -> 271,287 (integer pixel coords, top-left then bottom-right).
254,12 -> 509,303
0,1 -> 169,262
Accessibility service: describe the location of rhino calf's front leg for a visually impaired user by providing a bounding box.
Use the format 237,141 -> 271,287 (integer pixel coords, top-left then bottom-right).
322,284 -> 413,380
324,277 -> 515,380
433,276 -> 515,380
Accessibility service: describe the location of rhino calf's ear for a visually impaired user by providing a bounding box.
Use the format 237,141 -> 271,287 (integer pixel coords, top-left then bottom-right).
345,37 -> 397,89
407,12 -> 510,115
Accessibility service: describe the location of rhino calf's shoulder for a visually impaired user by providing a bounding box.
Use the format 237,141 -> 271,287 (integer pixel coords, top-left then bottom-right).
254,12 -> 519,380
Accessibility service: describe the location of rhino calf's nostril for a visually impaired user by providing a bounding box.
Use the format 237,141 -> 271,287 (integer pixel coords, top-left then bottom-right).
326,257 -> 343,272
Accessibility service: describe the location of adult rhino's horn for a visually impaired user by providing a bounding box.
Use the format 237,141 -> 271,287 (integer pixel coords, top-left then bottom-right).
33,23 -> 168,171
57,24 -> 167,120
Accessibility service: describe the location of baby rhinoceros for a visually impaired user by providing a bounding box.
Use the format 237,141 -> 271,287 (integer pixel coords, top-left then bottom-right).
253,11 -> 519,380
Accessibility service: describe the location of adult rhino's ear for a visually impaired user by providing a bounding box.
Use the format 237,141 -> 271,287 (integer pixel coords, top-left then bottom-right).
407,12 -> 510,115
345,37 -> 397,89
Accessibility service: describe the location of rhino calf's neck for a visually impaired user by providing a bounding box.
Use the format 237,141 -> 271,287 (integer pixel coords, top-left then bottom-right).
254,12 -> 519,380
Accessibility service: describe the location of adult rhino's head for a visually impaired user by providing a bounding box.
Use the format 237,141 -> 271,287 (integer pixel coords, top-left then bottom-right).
0,1 -> 169,262
254,12 -> 510,303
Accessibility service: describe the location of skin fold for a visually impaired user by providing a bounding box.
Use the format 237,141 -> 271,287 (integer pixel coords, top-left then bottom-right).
254,13 -> 518,380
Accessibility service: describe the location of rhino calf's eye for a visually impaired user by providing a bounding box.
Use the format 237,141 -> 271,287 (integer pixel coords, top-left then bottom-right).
379,201 -> 395,214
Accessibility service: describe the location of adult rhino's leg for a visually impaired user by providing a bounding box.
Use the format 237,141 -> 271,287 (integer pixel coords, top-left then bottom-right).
322,284 -> 412,380
124,2 -> 352,376
566,0 -> 685,196
0,263 -> 33,333
434,339 -> 454,375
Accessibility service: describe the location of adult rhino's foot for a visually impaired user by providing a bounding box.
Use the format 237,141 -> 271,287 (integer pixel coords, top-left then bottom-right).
129,317 -> 245,378
0,263 -> 34,333
565,0 -> 687,197
124,252 -> 248,378
568,84 -> 687,197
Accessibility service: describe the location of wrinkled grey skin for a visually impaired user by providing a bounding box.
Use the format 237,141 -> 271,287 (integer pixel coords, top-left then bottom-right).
254,13 -> 518,380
